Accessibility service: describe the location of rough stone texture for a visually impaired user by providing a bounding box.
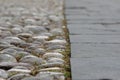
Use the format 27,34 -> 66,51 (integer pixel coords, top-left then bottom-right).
0,0 -> 67,80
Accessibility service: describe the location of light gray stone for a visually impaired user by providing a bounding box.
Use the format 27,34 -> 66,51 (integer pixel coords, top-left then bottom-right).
4,37 -> 25,44
50,28 -> 64,36
43,52 -> 64,59
24,25 -> 47,34
8,73 -> 31,80
21,77 -> 41,80
47,58 -> 64,64
0,69 -> 8,78
11,27 -> 23,34
20,55 -> 43,65
0,54 -> 17,63
0,48 -> 17,56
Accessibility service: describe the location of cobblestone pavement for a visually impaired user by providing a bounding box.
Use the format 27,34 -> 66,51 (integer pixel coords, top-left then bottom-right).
65,0 -> 120,80
0,0 -> 69,80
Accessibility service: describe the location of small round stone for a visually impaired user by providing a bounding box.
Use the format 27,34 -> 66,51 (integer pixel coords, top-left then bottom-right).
49,15 -> 60,22
20,55 -> 43,65
47,58 -> 64,64
50,28 -> 63,36
11,27 -> 23,34
33,48 -> 45,56
8,68 -> 31,77
22,77 -> 41,80
0,54 -> 17,63
17,33 -> 32,39
8,73 -> 31,80
46,39 -> 66,45
4,37 -> 25,44
43,52 -> 64,59
0,48 -> 17,56
24,25 -> 47,34
0,69 -> 8,78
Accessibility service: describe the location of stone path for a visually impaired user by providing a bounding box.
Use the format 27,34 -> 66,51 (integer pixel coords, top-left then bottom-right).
65,0 -> 120,80
0,0 -> 67,80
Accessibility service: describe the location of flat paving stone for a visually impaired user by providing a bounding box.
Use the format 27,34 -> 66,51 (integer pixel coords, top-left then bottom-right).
71,57 -> 120,80
66,0 -> 120,80
68,24 -> 120,35
70,35 -> 120,43
71,43 -> 120,58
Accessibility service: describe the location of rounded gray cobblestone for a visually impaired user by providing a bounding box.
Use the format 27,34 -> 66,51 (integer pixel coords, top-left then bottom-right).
0,0 -> 66,80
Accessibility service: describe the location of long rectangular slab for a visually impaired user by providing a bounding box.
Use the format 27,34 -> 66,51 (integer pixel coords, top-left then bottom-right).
71,43 -> 120,58
68,24 -> 120,35
71,57 -> 120,80
70,35 -> 120,43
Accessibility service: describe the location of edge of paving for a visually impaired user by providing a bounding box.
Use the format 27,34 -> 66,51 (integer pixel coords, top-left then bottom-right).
63,0 -> 72,80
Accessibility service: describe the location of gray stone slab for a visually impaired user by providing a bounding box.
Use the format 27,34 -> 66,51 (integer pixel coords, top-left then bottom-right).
70,35 -> 120,43
68,24 -> 120,35
71,43 -> 120,58
71,57 -> 120,80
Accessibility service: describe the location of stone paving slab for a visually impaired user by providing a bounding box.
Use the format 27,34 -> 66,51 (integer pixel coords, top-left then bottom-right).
71,44 -> 120,58
71,58 -> 120,80
68,24 -> 120,35
70,35 -> 120,43
65,0 -> 120,80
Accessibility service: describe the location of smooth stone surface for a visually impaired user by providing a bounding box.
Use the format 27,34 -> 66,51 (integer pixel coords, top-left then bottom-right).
47,58 -> 64,64
21,77 -> 41,80
0,62 -> 33,70
66,0 -> 120,80
24,25 -> 47,34
8,73 -> 31,80
0,69 -> 8,78
43,52 -> 64,59
20,55 -> 43,65
0,54 -> 17,63
71,43 -> 120,58
71,57 -> 120,80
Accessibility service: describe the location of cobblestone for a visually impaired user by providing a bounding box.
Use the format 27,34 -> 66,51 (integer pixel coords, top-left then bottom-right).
0,0 -> 67,80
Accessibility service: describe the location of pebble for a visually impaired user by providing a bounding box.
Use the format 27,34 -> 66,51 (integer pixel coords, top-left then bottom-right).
46,45 -> 65,50
11,27 -> 23,34
0,54 -> 17,63
8,68 -> 31,77
20,55 -> 43,65
43,52 -> 64,59
50,28 -> 64,36
0,48 -> 17,56
33,48 -> 45,56
49,15 -> 60,22
47,58 -> 64,64
4,37 -> 25,44
0,69 -> 8,78
40,62 -> 64,68
0,0 -> 66,80
46,39 -> 66,45
8,73 -> 31,80
21,77 -> 41,80
24,25 -> 47,34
